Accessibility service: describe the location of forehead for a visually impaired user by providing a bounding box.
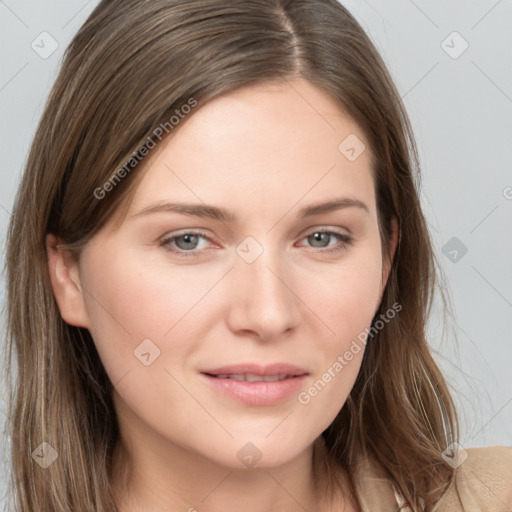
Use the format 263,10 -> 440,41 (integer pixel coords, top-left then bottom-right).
125,79 -> 376,224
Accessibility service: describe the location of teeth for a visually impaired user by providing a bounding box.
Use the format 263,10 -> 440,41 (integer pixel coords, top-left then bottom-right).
228,374 -> 246,381
214,373 -> 289,382
245,373 -> 287,382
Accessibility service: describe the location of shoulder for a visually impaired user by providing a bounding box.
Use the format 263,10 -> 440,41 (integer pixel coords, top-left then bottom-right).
434,445 -> 512,512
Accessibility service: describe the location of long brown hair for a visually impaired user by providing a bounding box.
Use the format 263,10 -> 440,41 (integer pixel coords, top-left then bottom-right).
4,0 -> 459,510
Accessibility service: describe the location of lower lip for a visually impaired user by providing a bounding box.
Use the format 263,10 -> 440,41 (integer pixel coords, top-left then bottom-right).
200,373 -> 308,406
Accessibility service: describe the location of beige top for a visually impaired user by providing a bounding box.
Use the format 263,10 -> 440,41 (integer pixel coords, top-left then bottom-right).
352,446 -> 512,511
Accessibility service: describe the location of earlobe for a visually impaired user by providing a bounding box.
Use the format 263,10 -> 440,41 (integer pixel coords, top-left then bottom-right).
46,233 -> 90,328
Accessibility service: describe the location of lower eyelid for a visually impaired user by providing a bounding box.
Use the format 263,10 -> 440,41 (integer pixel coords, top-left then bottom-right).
297,231 -> 351,247
159,230 -> 351,254
160,232 -> 210,252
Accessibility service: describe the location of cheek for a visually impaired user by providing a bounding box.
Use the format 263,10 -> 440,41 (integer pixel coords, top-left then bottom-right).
83,248 -> 224,328
299,250 -> 383,347
75,236 -> 385,463
293,250 -> 382,416
79,250 -> 224,382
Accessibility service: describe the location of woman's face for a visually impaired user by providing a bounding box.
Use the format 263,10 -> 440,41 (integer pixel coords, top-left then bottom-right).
51,79 -> 396,470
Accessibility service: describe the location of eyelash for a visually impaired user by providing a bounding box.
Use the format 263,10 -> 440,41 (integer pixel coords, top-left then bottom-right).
158,229 -> 353,258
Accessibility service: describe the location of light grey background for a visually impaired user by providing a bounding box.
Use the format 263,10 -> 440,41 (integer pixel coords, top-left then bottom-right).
1,0 -> 511,508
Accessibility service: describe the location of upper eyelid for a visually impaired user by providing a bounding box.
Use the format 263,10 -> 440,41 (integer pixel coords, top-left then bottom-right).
161,227 -> 349,247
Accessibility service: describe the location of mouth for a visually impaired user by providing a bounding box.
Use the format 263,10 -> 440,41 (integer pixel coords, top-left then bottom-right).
201,363 -> 308,379
204,373 -> 296,382
200,364 -> 309,406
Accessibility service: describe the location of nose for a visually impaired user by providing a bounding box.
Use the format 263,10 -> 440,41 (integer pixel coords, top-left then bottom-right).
226,244 -> 301,342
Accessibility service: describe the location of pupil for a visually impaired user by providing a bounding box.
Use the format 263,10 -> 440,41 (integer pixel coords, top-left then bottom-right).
177,234 -> 198,250
311,233 -> 328,247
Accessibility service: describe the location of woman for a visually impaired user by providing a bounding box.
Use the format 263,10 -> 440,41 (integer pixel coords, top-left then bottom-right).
4,1 -> 511,511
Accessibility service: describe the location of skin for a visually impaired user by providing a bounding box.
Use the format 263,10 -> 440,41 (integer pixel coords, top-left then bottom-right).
47,78 -> 398,512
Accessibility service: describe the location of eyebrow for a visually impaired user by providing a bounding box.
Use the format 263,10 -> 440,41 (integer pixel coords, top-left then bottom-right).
131,197 -> 370,222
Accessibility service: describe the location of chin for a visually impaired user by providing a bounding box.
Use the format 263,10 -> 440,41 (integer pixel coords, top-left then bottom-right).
205,436 -> 312,471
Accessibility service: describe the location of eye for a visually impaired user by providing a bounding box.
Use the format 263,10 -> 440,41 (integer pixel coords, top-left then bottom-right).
158,228 -> 353,258
159,230 -> 212,256
297,229 -> 353,254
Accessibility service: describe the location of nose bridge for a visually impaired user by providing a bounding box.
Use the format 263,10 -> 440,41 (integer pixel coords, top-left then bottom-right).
229,237 -> 300,337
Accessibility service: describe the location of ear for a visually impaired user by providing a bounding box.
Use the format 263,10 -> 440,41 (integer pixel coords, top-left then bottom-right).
382,216 -> 399,288
46,233 -> 90,328
376,217 -> 399,311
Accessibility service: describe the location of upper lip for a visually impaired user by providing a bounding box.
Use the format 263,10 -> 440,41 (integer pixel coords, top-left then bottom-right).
202,363 -> 309,377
